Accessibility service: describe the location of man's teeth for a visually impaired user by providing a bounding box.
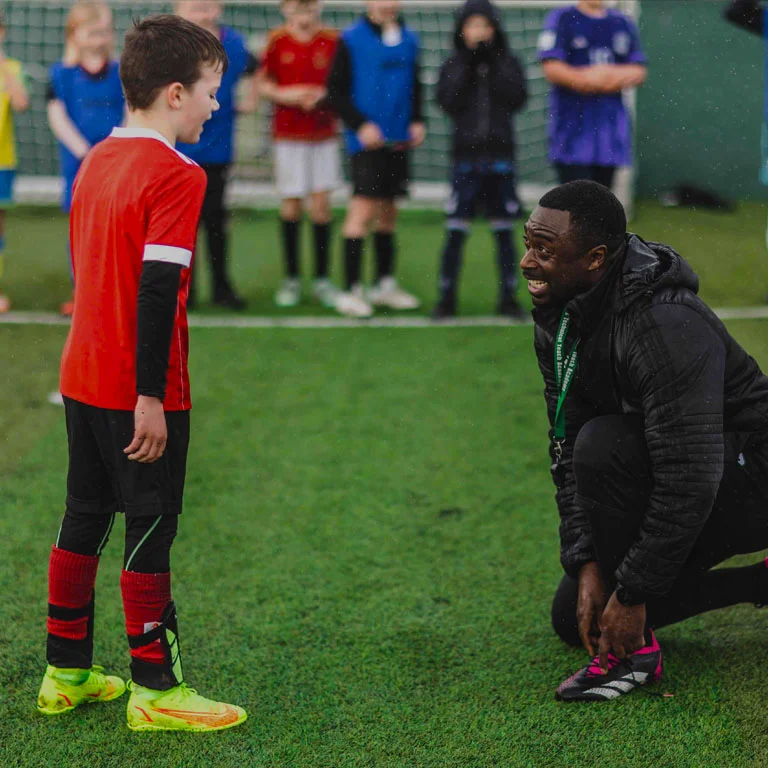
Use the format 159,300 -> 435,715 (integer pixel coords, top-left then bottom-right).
528,280 -> 547,287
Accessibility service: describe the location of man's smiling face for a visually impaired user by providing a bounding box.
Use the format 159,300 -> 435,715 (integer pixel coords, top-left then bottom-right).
520,206 -> 608,307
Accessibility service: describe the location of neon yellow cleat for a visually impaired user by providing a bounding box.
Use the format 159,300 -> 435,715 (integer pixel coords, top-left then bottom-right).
126,682 -> 247,732
37,665 -> 127,715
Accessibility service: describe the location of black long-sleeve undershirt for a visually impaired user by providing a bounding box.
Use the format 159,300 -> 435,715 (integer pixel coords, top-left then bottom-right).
136,260 -> 183,400
724,0 -> 764,35
326,20 -> 424,132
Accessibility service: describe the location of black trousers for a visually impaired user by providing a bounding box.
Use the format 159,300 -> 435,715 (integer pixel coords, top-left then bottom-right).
551,415 -> 768,646
192,163 -> 233,300
555,163 -> 616,189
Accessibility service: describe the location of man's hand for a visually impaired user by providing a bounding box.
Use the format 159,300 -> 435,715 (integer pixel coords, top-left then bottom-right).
408,122 -> 426,149
124,395 -> 167,464
597,593 -> 646,673
576,561 -> 606,656
357,121 -> 385,150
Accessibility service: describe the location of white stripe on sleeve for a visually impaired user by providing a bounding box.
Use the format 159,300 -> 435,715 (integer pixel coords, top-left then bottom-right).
143,244 -> 192,267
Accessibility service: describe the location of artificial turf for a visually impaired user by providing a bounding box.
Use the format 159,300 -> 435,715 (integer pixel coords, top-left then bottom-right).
4,199 -> 768,316
1,204 -> 768,767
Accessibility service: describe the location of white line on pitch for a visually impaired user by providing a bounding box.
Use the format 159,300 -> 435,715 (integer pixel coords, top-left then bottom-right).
2,306 -> 768,328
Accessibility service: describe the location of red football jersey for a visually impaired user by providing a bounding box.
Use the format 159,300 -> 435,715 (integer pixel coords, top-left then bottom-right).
60,127 -> 207,412
261,27 -> 338,141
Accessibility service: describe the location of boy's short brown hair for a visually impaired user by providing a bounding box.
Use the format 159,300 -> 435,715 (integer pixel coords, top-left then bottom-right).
120,14 -> 228,111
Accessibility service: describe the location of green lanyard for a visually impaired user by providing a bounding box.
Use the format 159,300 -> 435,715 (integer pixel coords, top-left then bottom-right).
553,309 -> 579,463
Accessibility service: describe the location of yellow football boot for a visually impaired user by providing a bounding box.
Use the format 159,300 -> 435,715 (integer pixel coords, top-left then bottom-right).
126,682 -> 247,733
37,665 -> 126,715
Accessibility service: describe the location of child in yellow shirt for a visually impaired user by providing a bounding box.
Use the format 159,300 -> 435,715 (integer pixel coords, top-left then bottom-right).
0,11 -> 29,312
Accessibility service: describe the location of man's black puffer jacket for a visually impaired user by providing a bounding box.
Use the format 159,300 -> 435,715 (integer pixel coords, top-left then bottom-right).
533,235 -> 768,600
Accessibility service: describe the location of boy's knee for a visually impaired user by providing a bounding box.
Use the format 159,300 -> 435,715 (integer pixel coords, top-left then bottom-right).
281,198 -> 303,221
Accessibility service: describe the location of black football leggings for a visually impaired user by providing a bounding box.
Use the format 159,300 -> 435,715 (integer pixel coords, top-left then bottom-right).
57,506 -> 178,573
551,415 -> 768,646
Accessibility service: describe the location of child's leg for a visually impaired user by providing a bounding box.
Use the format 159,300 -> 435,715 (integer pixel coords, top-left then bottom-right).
201,164 -> 242,307
367,196 -> 419,310
280,197 -> 303,280
308,138 -> 341,282
107,408 -> 187,690
372,199 -> 398,282
342,195 -> 378,290
487,167 -> 525,317
309,191 -> 332,280
121,515 -> 180,690
436,164 -> 477,313
46,398 -> 118,672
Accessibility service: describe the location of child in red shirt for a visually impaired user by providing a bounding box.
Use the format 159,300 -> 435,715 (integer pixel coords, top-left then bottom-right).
259,0 -> 341,308
38,14 -> 247,733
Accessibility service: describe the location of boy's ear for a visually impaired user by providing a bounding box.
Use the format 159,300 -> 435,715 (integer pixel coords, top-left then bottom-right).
167,82 -> 185,110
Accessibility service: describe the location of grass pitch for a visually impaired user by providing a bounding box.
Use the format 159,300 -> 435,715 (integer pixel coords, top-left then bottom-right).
1,203 -> 768,767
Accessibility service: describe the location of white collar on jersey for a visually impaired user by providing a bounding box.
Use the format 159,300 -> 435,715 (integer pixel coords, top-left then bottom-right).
110,126 -> 174,149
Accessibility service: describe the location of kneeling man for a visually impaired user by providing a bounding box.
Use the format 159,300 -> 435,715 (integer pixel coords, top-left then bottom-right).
524,181 -> 768,701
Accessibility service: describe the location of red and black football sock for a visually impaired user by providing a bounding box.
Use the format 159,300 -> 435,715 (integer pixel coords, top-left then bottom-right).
121,570 -> 182,690
46,546 -> 100,670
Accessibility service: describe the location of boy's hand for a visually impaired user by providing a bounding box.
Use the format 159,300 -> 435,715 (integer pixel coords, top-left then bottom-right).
300,86 -> 326,112
357,122 -> 385,149
125,395 -> 167,464
279,85 -> 315,106
409,122 -> 426,148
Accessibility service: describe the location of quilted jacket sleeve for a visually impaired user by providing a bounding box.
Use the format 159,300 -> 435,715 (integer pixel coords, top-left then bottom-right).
616,302 -> 726,599
534,325 -> 600,577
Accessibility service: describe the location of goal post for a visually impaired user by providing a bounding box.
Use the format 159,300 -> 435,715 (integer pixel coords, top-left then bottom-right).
5,0 -> 640,211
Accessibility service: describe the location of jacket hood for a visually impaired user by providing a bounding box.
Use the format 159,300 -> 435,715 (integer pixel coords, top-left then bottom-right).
454,0 -> 508,53
558,235 -> 700,335
618,234 -> 699,306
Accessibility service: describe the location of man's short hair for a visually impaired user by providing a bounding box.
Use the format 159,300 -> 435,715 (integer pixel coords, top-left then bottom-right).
539,180 -> 627,255
120,14 -> 228,111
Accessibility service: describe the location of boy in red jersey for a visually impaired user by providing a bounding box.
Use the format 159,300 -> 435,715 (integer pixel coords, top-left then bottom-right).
37,15 -> 247,733
259,0 -> 341,309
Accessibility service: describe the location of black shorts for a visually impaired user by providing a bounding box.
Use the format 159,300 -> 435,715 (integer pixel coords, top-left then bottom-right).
350,148 -> 409,199
64,397 -> 190,517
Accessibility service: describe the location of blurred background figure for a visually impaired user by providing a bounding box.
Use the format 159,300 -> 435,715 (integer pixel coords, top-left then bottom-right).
538,0 -> 647,189
176,0 -> 260,310
0,9 -> 29,313
433,0 -> 527,321
723,0 -> 768,301
327,0 -> 425,318
258,0 -> 341,310
47,0 -> 124,317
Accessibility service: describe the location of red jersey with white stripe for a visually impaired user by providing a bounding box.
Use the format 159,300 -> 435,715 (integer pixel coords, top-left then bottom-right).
60,127 -> 207,411
261,27 -> 338,141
